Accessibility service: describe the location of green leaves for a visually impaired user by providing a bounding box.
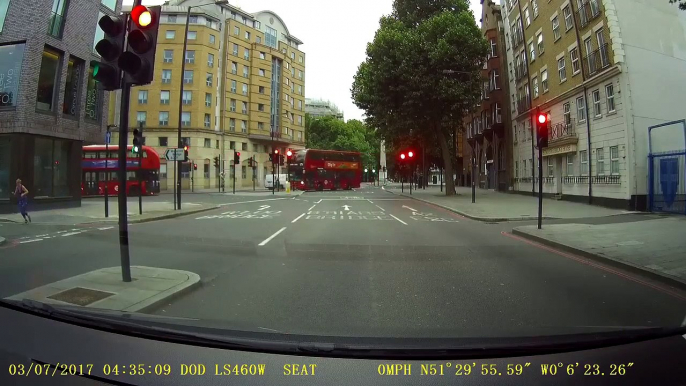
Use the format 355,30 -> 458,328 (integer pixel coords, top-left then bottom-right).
305,116 -> 380,168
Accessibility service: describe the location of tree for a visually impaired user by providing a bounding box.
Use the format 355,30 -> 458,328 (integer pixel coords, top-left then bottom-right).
670,0 -> 686,10
352,0 -> 487,195
305,115 -> 380,168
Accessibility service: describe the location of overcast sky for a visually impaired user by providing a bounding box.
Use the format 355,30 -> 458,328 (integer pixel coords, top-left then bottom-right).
129,0 -> 482,121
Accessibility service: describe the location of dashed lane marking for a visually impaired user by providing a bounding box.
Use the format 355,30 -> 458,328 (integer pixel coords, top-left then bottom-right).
389,214 -> 408,225
258,227 -> 287,246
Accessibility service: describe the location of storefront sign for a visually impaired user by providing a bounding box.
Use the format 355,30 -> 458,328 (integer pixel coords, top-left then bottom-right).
543,144 -> 577,157
0,43 -> 25,108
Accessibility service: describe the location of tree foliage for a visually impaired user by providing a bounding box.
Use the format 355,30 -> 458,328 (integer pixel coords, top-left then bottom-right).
669,0 -> 686,10
305,114 -> 381,168
351,0 -> 487,195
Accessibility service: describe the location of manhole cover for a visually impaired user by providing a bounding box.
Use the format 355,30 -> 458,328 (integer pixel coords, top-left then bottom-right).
47,287 -> 114,306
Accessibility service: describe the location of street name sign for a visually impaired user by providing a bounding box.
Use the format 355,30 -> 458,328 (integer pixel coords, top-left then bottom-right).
165,148 -> 184,161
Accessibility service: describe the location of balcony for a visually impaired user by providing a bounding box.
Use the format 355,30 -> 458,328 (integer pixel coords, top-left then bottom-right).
583,43 -> 612,77
548,119 -> 578,146
516,97 -> 531,115
575,0 -> 602,29
47,12 -> 65,39
514,62 -> 528,82
510,27 -> 524,49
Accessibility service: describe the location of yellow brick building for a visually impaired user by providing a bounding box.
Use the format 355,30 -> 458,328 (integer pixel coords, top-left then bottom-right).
109,3 -> 306,191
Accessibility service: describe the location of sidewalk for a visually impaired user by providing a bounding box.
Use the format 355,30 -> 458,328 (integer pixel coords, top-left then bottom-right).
383,184 -> 630,221
5,266 -> 200,312
513,217 -> 686,286
0,200 -> 217,226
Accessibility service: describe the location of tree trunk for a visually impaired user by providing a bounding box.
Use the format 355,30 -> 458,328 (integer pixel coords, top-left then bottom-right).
437,129 -> 455,196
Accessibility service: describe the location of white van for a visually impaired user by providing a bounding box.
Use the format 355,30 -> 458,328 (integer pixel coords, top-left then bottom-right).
264,174 -> 288,190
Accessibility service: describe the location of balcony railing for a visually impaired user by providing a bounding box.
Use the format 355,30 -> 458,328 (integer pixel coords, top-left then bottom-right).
576,0 -> 602,29
516,97 -> 531,114
549,119 -> 576,142
514,63 -> 528,81
48,12 -> 65,39
591,175 -> 621,184
563,175 -> 589,184
510,27 -> 524,48
583,43 -> 612,77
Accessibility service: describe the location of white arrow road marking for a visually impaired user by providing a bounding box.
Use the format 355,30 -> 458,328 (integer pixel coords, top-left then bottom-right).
291,213 -> 306,223
342,205 -> 351,211
389,214 -> 408,225
402,205 -> 417,211
258,227 -> 287,246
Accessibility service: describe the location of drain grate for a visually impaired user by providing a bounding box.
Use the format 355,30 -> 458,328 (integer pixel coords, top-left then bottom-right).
47,287 -> 114,306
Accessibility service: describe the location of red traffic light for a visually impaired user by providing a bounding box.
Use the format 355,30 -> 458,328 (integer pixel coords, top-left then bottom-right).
286,150 -> 293,157
236,152 -> 240,157
193,163 -> 198,169
400,153 -> 406,160
537,113 -> 547,124
274,149 -> 279,154
408,151 -> 414,158
183,145 -> 189,151
131,5 -> 154,28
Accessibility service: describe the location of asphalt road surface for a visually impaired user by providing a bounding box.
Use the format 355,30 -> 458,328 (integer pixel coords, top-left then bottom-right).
1,185 -> 685,338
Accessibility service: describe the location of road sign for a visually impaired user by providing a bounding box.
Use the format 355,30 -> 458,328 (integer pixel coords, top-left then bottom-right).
105,131 -> 111,144
165,148 -> 184,161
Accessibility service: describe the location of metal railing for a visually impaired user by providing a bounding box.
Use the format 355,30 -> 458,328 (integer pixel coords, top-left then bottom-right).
576,0 -> 602,29
592,175 -> 621,184
510,27 -> 524,48
549,119 -> 576,141
514,62 -> 528,81
48,12 -> 65,38
583,43 -> 611,77
516,97 -> 531,114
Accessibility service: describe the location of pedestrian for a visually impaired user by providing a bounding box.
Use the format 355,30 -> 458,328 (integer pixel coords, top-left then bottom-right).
14,178 -> 31,223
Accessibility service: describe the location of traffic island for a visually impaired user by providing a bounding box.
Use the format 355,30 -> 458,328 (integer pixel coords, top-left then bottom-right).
5,266 -> 200,313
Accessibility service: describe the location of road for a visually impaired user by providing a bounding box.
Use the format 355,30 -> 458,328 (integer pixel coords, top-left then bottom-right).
1,184 -> 685,338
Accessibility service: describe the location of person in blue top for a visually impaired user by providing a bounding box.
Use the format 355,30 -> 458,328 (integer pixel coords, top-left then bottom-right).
14,178 -> 31,223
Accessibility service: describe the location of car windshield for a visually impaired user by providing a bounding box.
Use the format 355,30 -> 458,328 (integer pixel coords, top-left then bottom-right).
1,0 -> 686,345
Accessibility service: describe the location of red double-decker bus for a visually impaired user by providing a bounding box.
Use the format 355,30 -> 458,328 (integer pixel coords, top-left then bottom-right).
81,145 -> 161,196
288,149 -> 362,191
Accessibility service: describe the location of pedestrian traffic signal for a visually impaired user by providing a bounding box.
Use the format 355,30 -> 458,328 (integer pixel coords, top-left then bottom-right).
535,108 -> 550,148
92,14 -> 127,90
193,163 -> 198,170
234,151 -> 240,164
183,145 -> 189,162
132,129 -> 142,154
119,5 -> 161,85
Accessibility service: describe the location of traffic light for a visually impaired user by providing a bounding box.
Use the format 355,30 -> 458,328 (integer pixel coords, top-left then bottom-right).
408,151 -> 414,159
272,149 -> 279,163
268,152 -> 273,162
92,14 -> 127,90
213,156 -> 219,169
193,163 -> 198,170
247,157 -> 253,167
535,108 -> 550,148
286,149 -> 293,158
119,5 -> 161,85
400,153 -> 406,160
279,154 -> 285,166
234,151 -> 240,164
132,128 -> 142,154
183,145 -> 189,162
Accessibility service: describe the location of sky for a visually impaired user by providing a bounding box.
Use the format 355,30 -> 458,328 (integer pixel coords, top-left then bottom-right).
128,0 -> 482,121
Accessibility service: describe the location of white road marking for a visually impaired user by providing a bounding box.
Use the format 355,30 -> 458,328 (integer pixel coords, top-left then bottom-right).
257,205 -> 270,211
315,199 -> 322,204
342,205 -> 351,211
402,205 -> 418,211
19,239 -> 42,244
291,213 -> 306,223
258,227 -> 287,246
307,205 -> 316,211
56,230 -> 68,234
375,205 -> 385,212
61,231 -> 84,237
34,234 -> 48,238
367,199 -> 374,204
217,198 -> 287,207
389,214 -> 408,225
98,226 -> 114,230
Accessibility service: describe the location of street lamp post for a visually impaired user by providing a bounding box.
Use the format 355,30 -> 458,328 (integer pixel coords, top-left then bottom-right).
177,1 -> 227,210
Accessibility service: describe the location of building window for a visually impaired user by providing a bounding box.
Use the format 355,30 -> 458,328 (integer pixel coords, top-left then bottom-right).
230,80 -> 236,93
259,68 -> 265,76
36,47 -> 61,112
156,137 -> 167,147
136,111 -> 146,127
532,0 -> 538,17
48,0 -> 68,38
243,65 -> 248,77
245,31 -> 251,40
547,158 -> 554,177
159,111 -> 169,126
298,70 -> 303,80
231,61 -> 237,74
160,90 -> 170,104
162,69 -> 171,83
596,148 -> 604,175
563,102 -> 571,124
189,15 -> 197,24
570,48 -> 580,74
566,154 -> 575,176
205,93 -> 211,107
207,53 -> 214,67
166,30 -> 175,39
258,122 -> 264,130
259,86 -> 265,94
33,137 -> 71,197
592,89 -> 601,117
241,166 -> 247,179
552,17 -> 560,40
515,161 -> 519,177
258,103 -> 265,111
597,29 -> 609,67
167,14 -> 177,22
185,50 -> 195,64
206,73 -> 212,87
537,33 -> 544,55
229,118 -> 235,131
241,101 -> 247,114
610,146 -> 619,175
532,76 -> 538,98
524,8 -> 530,26
563,6 -> 573,31
230,99 -> 236,112
187,31 -> 196,40
216,140 -> 219,149
163,50 -> 173,63
260,52 -> 266,60
137,90 -> 147,104
242,142 -> 248,151
62,56 -> 82,116
244,48 -> 249,60
266,26 -> 277,48
181,112 -> 191,126
541,70 -> 548,92
606,84 -> 616,112
209,34 -> 215,44
256,36 -> 262,44
576,96 -> 586,122
558,57 -> 566,82
232,43 -> 238,55
529,42 -> 535,62
184,70 -> 193,84
580,150 -> 588,175
490,39 -> 497,57
234,26 -> 239,35
0,43 -> 25,108
182,90 -> 192,105
204,114 -> 210,128
242,84 -> 248,96
241,120 -> 247,133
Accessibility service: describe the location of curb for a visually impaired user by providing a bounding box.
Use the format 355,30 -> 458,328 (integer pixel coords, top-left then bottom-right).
382,188 -> 558,222
511,228 -> 686,290
124,268 -> 202,313
0,236 -> 5,246
79,206 -> 220,225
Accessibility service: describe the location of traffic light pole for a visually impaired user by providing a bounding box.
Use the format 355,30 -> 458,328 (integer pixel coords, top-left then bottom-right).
138,122 -> 143,215
117,82 -> 132,283
537,143 -> 543,229
105,126 -> 110,218
233,161 -> 236,195
176,6 -> 192,211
